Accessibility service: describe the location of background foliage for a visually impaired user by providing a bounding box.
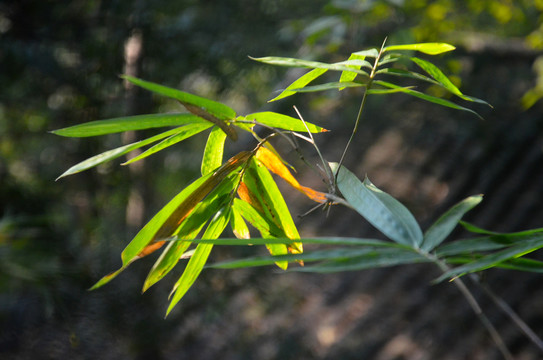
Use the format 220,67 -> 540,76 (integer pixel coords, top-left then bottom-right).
2,1 -> 543,359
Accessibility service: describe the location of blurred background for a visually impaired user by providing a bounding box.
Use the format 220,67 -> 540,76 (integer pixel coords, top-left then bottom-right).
1,0 -> 543,359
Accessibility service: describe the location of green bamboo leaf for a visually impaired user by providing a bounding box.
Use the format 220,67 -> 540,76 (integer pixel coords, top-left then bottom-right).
367,86 -> 415,95
293,248 -> 429,273
57,126 -> 185,179
142,181 -> 236,292
498,257 -> 543,273
51,113 -> 205,137
377,67 -> 440,84
208,247 -> 381,269
251,57 -> 369,75
339,53 -> 368,89
269,68 -> 327,102
374,80 -> 483,119
123,122 -> 213,165
248,158 -> 301,242
291,81 -> 366,92
173,236 -> 397,247
232,199 -> 284,238
121,75 -> 236,120
461,221 -> 543,237
384,43 -> 456,55
435,236 -> 509,257
352,48 -> 380,58
201,126 -> 227,175
230,207 -> 250,239
332,163 -> 423,247
436,234 -> 543,282
421,195 -> 483,251
121,151 -> 251,265
166,207 -> 231,316
409,57 -> 492,106
241,111 -> 327,133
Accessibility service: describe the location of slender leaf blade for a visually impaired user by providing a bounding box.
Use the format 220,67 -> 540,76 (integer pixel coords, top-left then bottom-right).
123,122 -> 213,165
242,111 -> 327,133
332,163 -> 423,247
421,195 -> 483,251
201,126 -> 227,175
384,43 -> 456,55
166,207 -> 231,316
269,68 -> 327,102
251,57 -> 369,75
374,80 -> 483,119
52,113 -> 208,137
57,126 -> 185,179
122,75 -> 236,120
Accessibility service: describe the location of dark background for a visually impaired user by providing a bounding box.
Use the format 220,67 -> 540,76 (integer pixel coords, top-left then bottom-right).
1,1 -> 543,359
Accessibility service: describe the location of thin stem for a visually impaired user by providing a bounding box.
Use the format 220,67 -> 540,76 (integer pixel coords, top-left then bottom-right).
470,274 -> 543,352
336,39 -> 387,181
422,252 -> 514,360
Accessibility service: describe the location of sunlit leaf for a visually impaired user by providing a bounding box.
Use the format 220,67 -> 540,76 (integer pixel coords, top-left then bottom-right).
352,48 -> 380,58
173,236 -> 396,247
142,182 -> 236,292
57,126 -> 186,179
339,53 -> 369,89
332,163 -> 423,247
269,68 -> 327,102
367,86 -> 415,95
232,198 -> 283,238
121,75 -> 236,120
52,113 -> 207,137
373,80 -> 483,119
291,82 -> 366,92
246,158 -> 302,252
251,57 -> 369,75
122,75 -> 238,141
230,207 -> 250,239
241,111 -> 327,133
166,206 -> 231,316
123,122 -> 212,165
421,195 -> 483,251
201,126 -> 227,175
384,43 -> 456,55
256,146 -> 326,203
121,151 -> 251,265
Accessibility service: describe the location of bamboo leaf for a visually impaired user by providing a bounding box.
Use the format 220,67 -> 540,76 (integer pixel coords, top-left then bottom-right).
421,195 -> 483,251
367,86 -> 416,95
384,43 -> 456,55
231,198 -> 284,238
172,236 -> 397,247
332,163 -> 423,247
374,80 -> 483,119
123,123 -> 212,165
120,151 -> 251,265
339,53 -> 369,89
293,248 -> 429,273
436,234 -> 543,282
251,57 -> 369,75
166,207 -> 231,316
142,182 -> 236,292
269,68 -> 327,102
256,146 -> 326,203
52,113 -> 207,137
241,111 -> 327,133
353,48 -> 380,57
291,82 -> 366,92
201,126 -> 227,175
121,75 -> 236,120
230,207 -> 250,239
57,126 -> 185,179
435,236 -> 509,257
